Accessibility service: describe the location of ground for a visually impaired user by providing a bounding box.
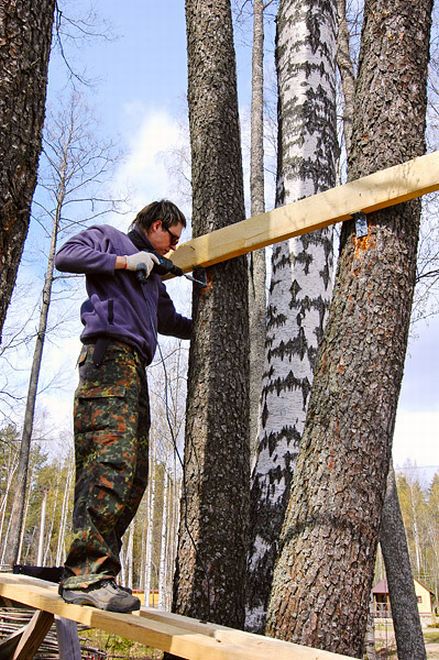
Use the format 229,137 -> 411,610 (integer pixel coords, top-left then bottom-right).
375,621 -> 439,658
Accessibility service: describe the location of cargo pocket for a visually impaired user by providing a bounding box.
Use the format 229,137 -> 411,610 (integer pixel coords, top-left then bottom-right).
74,385 -> 128,437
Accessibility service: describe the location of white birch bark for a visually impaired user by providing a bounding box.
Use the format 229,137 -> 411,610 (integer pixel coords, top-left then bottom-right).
119,542 -> 126,586
246,0 -> 338,632
144,441 -> 156,607
139,495 -> 147,593
43,472 -> 61,565
56,460 -> 73,566
36,489 -> 48,566
158,470 -> 169,609
126,520 -> 134,590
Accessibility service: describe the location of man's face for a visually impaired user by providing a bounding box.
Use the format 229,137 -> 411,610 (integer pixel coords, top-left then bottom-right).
146,220 -> 183,256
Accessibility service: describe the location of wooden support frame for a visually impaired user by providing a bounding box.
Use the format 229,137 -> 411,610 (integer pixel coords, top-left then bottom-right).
0,609 -> 54,659
0,573 -> 356,659
170,151 -> 439,273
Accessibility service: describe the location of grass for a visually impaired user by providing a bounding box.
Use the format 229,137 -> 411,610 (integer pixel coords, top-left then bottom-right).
424,630 -> 439,644
79,628 -> 163,659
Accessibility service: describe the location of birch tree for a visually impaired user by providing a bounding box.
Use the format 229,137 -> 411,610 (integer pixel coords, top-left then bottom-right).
246,0 -> 337,632
0,0 -> 56,341
171,0 -> 249,628
266,0 -> 433,654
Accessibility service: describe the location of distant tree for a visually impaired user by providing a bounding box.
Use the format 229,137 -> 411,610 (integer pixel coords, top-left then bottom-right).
171,0 -> 250,629
0,0 -> 56,342
3,95 -> 122,566
265,0 -> 433,655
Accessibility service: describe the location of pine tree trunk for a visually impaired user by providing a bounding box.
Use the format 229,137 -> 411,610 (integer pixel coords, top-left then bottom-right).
171,0 -> 249,629
265,0 -> 433,654
380,464 -> 426,659
245,0 -> 337,633
0,0 -> 55,340
248,0 -> 266,455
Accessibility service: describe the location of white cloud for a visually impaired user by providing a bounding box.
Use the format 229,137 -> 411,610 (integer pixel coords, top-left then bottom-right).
110,108 -> 189,228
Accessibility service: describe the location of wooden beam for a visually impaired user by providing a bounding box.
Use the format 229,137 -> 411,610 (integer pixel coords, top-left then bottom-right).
170,151 -> 439,272
138,607 -> 348,660
0,574 -> 355,659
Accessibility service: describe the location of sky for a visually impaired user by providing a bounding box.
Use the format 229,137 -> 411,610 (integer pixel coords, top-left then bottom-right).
3,1 -> 438,482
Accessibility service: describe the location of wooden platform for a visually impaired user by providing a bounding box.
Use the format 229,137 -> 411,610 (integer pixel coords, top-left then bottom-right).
0,573 -> 356,659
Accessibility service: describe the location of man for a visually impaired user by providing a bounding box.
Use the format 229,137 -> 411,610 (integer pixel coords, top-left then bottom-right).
55,200 -> 192,612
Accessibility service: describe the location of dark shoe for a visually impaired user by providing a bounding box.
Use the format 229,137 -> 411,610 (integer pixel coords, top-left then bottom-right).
59,579 -> 140,613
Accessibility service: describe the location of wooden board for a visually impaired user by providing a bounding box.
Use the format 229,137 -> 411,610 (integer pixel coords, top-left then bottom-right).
0,574 -> 356,659
170,151 -> 439,273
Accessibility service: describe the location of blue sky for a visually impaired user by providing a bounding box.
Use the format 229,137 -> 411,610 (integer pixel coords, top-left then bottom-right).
4,1 -> 438,481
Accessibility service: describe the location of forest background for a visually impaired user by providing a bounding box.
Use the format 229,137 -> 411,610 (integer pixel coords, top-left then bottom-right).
0,0 -> 438,612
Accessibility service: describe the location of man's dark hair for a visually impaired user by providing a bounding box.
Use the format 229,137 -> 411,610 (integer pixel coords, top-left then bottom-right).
131,200 -> 186,232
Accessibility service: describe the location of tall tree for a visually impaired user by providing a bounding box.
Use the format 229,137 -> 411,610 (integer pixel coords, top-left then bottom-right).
248,0 -> 267,453
171,0 -> 249,628
336,1 -> 426,655
3,96 -> 121,566
0,0 -> 56,342
265,0 -> 433,655
245,0 -> 337,632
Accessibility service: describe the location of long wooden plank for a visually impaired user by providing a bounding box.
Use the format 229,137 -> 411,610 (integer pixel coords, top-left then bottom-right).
0,574 -> 355,659
170,151 -> 439,273
138,607 -> 354,660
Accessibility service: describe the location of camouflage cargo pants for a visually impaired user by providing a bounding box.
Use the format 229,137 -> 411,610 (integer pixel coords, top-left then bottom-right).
62,340 -> 150,589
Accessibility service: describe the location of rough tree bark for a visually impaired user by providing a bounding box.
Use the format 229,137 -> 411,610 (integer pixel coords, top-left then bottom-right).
245,0 -> 337,633
0,0 -> 56,341
336,2 -> 426,655
265,0 -> 433,655
171,0 -> 249,629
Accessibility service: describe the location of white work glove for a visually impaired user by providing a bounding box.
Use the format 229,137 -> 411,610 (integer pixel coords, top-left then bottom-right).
125,252 -> 160,278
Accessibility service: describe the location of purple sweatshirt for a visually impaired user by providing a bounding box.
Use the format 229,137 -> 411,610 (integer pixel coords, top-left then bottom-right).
55,225 -> 192,364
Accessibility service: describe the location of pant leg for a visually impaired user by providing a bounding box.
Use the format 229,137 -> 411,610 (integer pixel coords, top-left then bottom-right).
63,343 -> 148,589
114,363 -> 150,542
